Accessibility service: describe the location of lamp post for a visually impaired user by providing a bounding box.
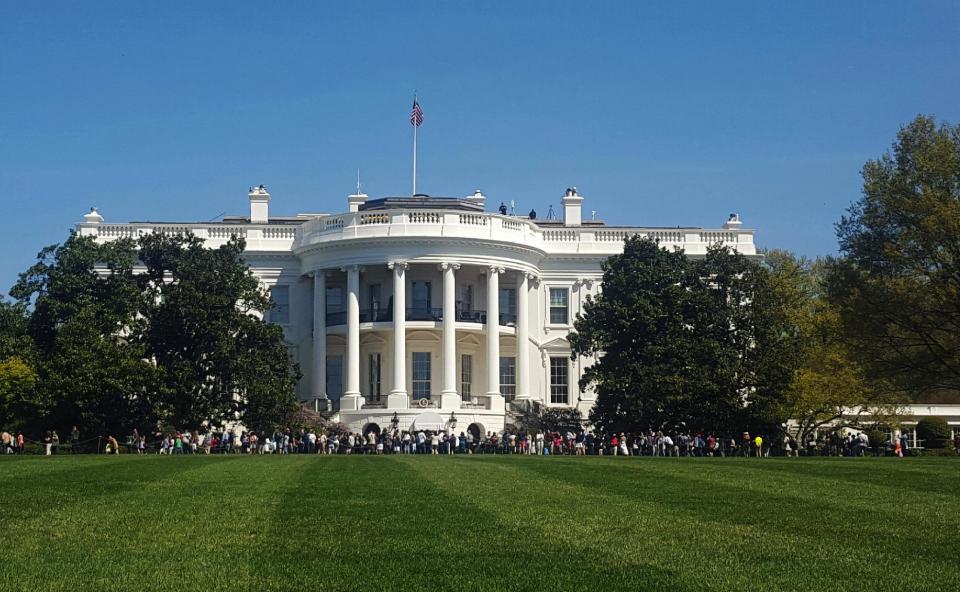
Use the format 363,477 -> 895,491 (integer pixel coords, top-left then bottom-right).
449,411 -> 458,430
391,412 -> 400,432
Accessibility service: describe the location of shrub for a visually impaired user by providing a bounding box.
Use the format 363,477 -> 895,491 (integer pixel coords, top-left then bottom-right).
916,417 -> 951,449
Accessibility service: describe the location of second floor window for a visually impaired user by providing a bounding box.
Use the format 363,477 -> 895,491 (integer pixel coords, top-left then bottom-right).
549,287 -> 569,324
412,281 -> 432,311
268,285 -> 290,324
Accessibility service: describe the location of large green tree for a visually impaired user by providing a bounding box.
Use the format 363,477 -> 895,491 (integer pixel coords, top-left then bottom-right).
136,233 -> 299,431
569,237 -> 799,436
8,232 -> 299,435
10,235 -> 156,436
828,115 -> 960,395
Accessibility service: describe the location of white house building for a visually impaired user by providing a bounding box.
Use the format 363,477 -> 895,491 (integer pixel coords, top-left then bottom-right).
77,186 -> 756,437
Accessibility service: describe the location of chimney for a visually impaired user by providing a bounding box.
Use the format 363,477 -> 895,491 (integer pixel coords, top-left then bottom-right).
348,192 -> 368,213
249,185 -> 270,223
561,187 -> 583,226
82,207 -> 104,225
467,189 -> 486,208
723,213 -> 743,230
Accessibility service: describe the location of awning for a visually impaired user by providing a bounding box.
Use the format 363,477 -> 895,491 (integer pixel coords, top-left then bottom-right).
410,411 -> 445,432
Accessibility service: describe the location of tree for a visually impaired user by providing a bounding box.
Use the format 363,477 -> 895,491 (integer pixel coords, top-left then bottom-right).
767,251 -> 903,444
569,237 -> 799,436
514,402 -> 583,434
136,233 -> 298,430
10,235 -> 156,436
915,417 -> 951,449
828,115 -> 960,395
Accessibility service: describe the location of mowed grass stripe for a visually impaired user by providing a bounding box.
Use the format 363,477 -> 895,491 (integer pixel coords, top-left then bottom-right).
0,456 -> 957,591
0,456 -> 306,590
515,457 -> 960,589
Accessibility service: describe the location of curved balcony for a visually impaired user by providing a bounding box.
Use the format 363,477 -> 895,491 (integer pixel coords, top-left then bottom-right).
324,308 -> 517,327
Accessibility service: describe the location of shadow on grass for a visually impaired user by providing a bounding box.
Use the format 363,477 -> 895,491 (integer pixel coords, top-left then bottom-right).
248,455 -> 689,591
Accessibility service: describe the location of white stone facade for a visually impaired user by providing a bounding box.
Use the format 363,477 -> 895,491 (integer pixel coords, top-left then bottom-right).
76,187 -> 756,435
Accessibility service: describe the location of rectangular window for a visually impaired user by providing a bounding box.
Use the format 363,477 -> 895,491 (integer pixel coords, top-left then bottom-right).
499,288 -> 517,324
411,281 -> 433,319
268,285 -> 290,324
367,353 -> 381,402
326,355 -> 343,400
499,356 -> 516,401
460,354 -> 472,401
550,356 -> 569,405
549,288 -> 569,324
326,286 -> 343,313
412,352 -> 431,400
368,284 -> 382,315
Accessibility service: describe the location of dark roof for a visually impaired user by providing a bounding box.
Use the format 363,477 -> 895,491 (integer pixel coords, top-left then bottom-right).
359,195 -> 484,212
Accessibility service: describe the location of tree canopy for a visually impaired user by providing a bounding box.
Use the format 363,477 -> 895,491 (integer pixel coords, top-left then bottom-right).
6,232 -> 299,436
828,115 -> 960,395
569,237 -> 800,436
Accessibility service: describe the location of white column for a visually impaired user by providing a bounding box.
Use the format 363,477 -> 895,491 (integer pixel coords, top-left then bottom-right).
440,262 -> 460,409
516,272 -> 531,400
341,264 -> 363,411
312,271 -> 327,401
486,266 -> 505,411
387,261 -> 409,409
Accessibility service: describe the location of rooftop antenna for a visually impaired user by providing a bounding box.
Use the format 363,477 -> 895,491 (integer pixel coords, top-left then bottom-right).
356,168 -> 362,195
206,211 -> 227,223
510,200 -> 516,215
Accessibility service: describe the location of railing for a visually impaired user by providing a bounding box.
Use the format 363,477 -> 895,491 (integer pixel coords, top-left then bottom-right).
360,213 -> 389,225
456,309 -> 486,323
407,212 -> 442,224
406,307 -> 444,321
458,213 -> 487,225
359,308 -> 392,323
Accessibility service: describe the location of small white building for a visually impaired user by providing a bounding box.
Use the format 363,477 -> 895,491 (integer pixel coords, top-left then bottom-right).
77,186 -> 755,436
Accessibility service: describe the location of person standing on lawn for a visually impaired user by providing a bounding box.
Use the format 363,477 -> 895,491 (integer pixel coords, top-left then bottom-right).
754,435 -> 763,458
70,425 -> 80,453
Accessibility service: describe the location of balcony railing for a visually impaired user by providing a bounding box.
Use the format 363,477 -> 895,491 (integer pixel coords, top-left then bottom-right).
326,311 -> 346,326
326,308 -> 516,326
406,307 -> 444,321
360,308 -> 392,323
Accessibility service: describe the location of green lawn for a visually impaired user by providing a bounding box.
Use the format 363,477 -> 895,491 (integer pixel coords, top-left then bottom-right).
1,456 -> 957,591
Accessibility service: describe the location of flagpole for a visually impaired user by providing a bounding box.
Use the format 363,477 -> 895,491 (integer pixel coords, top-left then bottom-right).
412,120 -> 417,195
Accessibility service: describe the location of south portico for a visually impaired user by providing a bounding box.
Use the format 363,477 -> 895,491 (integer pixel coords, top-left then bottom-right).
305,255 -> 538,428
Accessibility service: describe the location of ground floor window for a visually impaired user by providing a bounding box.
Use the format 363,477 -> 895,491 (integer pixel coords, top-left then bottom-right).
367,353 -> 381,402
326,355 -> 343,399
412,352 -> 431,399
500,356 -> 516,401
461,354 -> 472,401
550,356 -> 569,405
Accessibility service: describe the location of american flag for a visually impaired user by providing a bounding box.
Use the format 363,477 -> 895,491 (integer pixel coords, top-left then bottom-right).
411,98 -> 424,127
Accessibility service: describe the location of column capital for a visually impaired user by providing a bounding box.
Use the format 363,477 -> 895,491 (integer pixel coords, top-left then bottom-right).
523,271 -> 540,284
387,261 -> 409,271
439,262 -> 461,271
340,264 -> 362,273
488,265 -> 505,275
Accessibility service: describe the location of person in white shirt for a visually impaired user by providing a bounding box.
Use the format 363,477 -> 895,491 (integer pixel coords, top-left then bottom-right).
430,432 -> 440,454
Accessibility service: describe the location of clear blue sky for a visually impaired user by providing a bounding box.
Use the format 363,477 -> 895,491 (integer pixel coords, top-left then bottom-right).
2,1 -> 959,295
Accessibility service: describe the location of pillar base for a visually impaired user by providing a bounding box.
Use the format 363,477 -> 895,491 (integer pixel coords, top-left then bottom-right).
340,394 -> 363,411
439,391 -> 461,410
485,393 -> 505,412
387,391 -> 409,409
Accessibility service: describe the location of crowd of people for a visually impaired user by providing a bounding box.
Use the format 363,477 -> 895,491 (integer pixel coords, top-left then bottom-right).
4,425 -> 956,457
